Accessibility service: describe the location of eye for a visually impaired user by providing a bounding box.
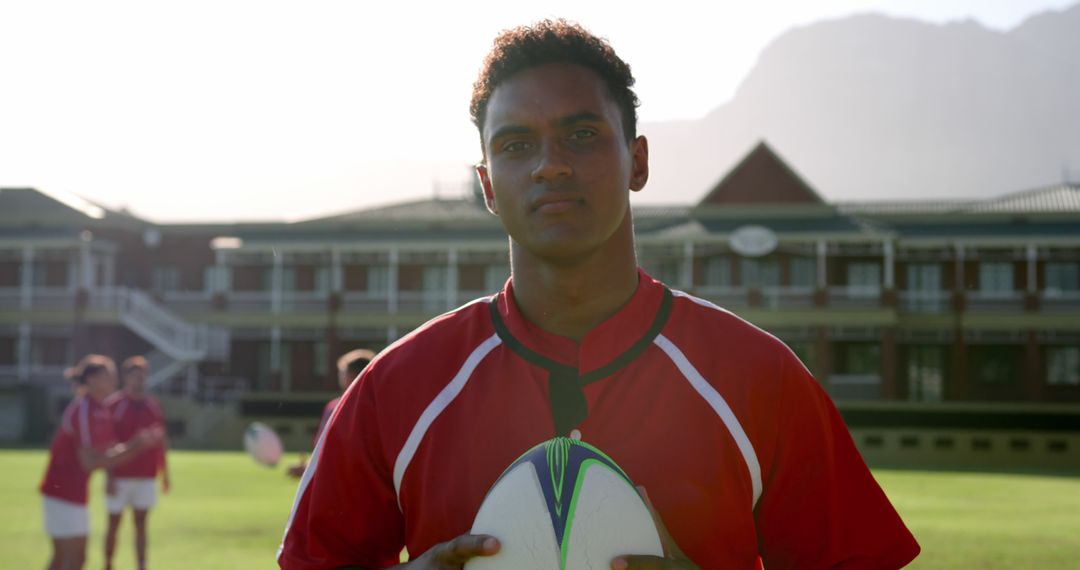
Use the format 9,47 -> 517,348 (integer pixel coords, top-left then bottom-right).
568,129 -> 596,141
501,140 -> 532,153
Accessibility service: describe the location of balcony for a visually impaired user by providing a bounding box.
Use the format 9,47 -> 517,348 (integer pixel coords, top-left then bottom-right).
0,287 -> 75,311
341,291 -> 391,313
695,286 -> 749,309
966,291 -> 1025,312
827,374 -> 882,401
0,364 -> 68,386
1041,290 -> 1080,312
900,291 -> 951,313
160,291 -> 215,313
828,286 -> 882,309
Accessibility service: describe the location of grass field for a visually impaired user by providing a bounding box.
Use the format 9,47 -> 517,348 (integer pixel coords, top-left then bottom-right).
3,450 -> 1079,569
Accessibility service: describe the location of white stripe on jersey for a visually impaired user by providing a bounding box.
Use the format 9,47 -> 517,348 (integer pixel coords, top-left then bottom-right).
78,398 -> 91,447
653,334 -> 763,508
392,333 -> 502,503
277,399 -> 333,561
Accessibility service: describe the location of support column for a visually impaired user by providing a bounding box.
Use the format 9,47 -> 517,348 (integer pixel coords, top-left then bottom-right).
953,243 -> 966,313
330,248 -> 343,293
815,240 -> 828,307
447,248 -> 459,310
104,254 -> 116,288
682,241 -> 695,290
16,322 -> 31,382
882,241 -> 896,307
1025,244 -> 1040,311
388,249 -> 399,315
79,233 -> 94,291
20,246 -> 34,310
270,326 -> 283,392
814,327 -> 832,385
271,252 -> 283,314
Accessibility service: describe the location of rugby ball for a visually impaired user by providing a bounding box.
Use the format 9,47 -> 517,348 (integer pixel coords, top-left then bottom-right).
466,437 -> 663,570
243,422 -> 283,467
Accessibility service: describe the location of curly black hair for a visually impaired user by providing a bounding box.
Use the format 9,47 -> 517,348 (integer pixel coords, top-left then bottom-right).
470,20 -> 639,145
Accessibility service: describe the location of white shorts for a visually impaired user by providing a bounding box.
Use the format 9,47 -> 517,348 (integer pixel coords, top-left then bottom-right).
43,496 -> 89,539
106,478 -> 158,513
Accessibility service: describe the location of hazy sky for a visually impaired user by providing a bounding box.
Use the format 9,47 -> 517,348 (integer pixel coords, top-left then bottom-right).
1,0 -> 1075,222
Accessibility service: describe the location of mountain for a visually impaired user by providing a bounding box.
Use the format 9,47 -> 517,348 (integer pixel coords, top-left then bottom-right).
640,3 -> 1080,204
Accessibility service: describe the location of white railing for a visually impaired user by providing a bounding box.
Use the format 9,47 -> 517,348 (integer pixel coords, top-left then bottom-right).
695,287 -> 749,309
0,288 -> 20,310
226,291 -> 273,312
900,291 -> 951,313
457,290 -> 496,306
119,289 -> 204,360
36,288 -> 76,310
966,291 -> 1025,312
826,374 -> 882,401
828,286 -> 882,309
279,291 -> 330,313
341,291 -> 391,313
1041,291 -> 1080,312
398,291 -> 451,313
0,364 -> 67,384
760,286 -> 816,309
161,291 -> 215,313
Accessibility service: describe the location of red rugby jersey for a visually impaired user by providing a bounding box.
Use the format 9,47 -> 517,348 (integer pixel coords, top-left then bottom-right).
40,395 -> 117,504
107,392 -> 166,478
279,270 -> 919,569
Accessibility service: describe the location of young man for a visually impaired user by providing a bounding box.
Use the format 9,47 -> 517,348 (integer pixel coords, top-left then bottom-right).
40,355 -> 163,570
103,356 -> 169,570
287,349 -> 376,479
278,21 -> 920,569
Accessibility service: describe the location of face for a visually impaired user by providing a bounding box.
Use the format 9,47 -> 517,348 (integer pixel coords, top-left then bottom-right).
86,367 -> 118,400
124,368 -> 146,395
477,63 -> 648,264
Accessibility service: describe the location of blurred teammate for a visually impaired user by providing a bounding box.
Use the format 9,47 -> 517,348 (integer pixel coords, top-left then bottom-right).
103,356 -> 169,570
39,355 -> 163,570
287,349 -> 375,478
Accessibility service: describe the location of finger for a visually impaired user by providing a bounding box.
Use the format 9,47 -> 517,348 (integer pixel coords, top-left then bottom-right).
612,554 -> 682,570
433,534 -> 500,563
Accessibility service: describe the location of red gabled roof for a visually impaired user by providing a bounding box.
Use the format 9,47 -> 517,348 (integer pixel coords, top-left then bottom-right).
697,141 -> 824,205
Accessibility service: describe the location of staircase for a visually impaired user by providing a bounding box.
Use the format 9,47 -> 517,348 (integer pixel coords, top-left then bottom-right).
115,288 -> 230,396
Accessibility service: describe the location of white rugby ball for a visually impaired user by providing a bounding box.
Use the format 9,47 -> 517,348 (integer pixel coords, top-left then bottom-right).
243,422 -> 283,467
466,437 -> 663,570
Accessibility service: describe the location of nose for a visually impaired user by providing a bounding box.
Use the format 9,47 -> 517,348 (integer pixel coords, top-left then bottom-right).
530,140 -> 572,183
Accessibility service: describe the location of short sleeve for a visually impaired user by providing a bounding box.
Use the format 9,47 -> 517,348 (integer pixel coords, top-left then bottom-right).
278,374 -> 405,570
755,353 -> 920,569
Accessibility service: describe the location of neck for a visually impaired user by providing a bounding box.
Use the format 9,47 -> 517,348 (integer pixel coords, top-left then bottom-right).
509,221 -> 639,341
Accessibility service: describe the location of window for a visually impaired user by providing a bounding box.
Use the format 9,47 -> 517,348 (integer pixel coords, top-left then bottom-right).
703,257 -> 732,287
484,264 -> 510,292
644,259 -> 681,286
907,346 -> 944,401
970,346 -> 1020,385
151,266 -> 181,292
1044,262 -> 1079,295
847,262 -> 881,289
741,258 -> 780,288
785,341 -> 815,373
978,262 -> 1014,294
790,257 -> 816,288
837,342 -> 880,375
422,266 -> 448,310
367,266 -> 390,294
906,263 -> 942,292
1047,346 -> 1080,386
203,266 -> 231,293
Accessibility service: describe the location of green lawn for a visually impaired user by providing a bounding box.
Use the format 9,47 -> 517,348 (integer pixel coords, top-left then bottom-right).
3,450 -> 1079,569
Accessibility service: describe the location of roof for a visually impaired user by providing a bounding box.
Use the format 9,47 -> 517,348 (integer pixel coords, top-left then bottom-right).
838,184 -> 1080,216
697,141 -> 826,206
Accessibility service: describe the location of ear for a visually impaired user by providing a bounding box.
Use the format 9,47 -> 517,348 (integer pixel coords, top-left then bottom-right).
476,163 -> 498,215
628,135 -> 649,192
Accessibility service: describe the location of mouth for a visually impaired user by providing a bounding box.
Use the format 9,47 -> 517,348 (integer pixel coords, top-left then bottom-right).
531,195 -> 584,214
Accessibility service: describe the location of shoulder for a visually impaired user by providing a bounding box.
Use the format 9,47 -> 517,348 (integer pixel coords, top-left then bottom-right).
363,296 -> 497,391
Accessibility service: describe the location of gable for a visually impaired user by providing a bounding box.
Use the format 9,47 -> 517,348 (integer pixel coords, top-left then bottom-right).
698,142 -> 824,205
